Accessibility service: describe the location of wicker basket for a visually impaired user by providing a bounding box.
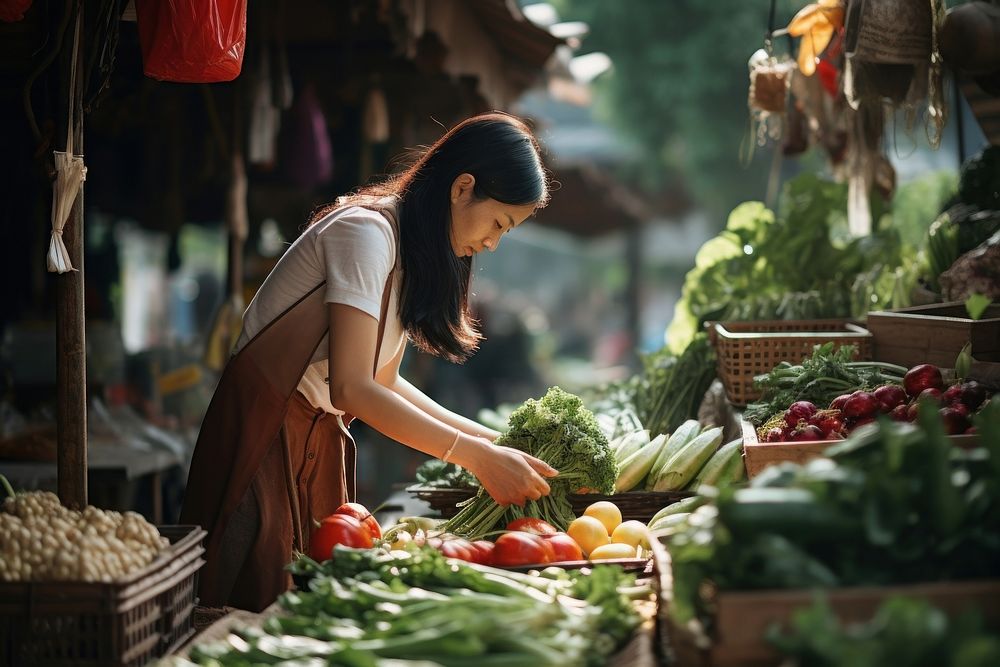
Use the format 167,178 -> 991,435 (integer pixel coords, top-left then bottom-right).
709,320 -> 872,407
0,524 -> 206,667
407,485 -> 692,523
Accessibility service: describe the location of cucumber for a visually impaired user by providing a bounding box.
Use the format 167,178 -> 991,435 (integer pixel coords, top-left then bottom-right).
615,433 -> 666,492
720,446 -> 747,485
647,495 -> 706,526
649,427 -> 724,492
648,512 -> 691,534
614,430 -> 651,465
688,438 -> 742,489
647,420 -> 701,483
720,487 -> 860,541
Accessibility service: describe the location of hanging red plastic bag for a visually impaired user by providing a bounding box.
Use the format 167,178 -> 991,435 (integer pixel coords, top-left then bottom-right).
0,0 -> 34,22
135,0 -> 247,83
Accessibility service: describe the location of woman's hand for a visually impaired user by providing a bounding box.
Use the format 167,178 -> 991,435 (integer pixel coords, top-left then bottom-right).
455,437 -> 558,507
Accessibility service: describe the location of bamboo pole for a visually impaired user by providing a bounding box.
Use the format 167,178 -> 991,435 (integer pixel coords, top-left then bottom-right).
56,2 -> 87,510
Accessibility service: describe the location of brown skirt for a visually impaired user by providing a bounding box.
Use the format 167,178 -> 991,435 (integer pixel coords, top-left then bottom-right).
220,392 -> 356,611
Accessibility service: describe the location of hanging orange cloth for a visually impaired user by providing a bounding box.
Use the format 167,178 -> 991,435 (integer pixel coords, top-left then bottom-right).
787,0 -> 845,76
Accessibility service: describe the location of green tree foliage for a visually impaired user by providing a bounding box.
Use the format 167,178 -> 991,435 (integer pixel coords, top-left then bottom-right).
552,0 -> 800,216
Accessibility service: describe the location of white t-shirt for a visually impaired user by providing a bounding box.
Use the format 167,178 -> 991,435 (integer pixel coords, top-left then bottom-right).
234,203 -> 405,415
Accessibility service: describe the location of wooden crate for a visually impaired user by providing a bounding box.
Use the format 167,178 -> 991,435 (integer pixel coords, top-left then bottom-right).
709,320 -> 872,407
650,538 -> 1000,667
741,420 -> 980,478
867,302 -> 1000,369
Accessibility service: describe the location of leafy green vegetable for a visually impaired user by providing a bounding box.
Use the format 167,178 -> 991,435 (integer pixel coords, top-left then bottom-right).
414,459 -> 479,490
188,546 -> 645,667
769,596 -> 1000,667
665,399 -> 1000,626
959,146 -> 1000,211
666,172 -> 944,352
583,334 -> 716,440
634,334 -> 717,437
442,387 -> 617,537
965,294 -> 992,321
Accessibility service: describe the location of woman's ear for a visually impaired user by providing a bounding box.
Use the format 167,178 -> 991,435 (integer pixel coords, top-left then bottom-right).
450,173 -> 476,204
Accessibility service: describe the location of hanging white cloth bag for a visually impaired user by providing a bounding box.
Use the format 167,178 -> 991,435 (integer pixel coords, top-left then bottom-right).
47,12 -> 87,274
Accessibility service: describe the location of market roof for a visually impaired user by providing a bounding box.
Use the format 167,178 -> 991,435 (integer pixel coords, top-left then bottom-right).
399,0 -> 564,107
534,163 -> 648,238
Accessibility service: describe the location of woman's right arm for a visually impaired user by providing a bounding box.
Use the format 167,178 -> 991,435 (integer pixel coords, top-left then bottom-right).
325,303 -> 555,506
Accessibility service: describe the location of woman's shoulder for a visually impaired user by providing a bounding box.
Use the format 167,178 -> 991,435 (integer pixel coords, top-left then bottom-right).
310,202 -> 395,238
309,201 -> 398,258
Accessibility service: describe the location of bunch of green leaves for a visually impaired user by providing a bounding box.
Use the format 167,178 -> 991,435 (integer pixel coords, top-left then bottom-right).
665,398 -> 1000,626
191,546 -> 644,667
634,333 -> 717,436
414,458 -> 479,490
442,387 -> 617,537
769,596 -> 1000,667
743,343 -> 908,425
666,173 -> 938,352
925,204 -> 1000,291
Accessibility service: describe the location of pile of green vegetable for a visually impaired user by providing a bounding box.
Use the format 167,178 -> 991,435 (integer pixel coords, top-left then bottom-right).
666,172 -> 950,353
770,597 -> 1000,667
744,343 -> 908,426
664,398 -> 1000,626
179,546 -> 646,667
442,387 -> 617,538
584,333 -> 717,441
413,459 -> 479,490
610,420 -> 743,494
926,147 -> 1000,292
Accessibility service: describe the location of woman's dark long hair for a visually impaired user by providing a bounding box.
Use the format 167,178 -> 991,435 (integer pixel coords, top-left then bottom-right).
311,112 -> 549,362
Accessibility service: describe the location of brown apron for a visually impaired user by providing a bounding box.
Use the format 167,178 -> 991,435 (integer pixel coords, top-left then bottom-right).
180,203 -> 397,611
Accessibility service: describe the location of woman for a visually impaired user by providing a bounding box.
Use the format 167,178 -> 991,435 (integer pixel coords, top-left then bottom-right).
180,112 -> 557,611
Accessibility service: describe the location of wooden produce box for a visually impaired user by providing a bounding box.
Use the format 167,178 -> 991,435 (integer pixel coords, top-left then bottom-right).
867,302 -> 1000,369
741,420 -> 980,478
0,525 -> 206,667
709,320 -> 872,407
649,538 -> 1000,667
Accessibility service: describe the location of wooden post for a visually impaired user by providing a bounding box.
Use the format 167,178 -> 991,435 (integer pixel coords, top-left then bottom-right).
56,6 -> 87,510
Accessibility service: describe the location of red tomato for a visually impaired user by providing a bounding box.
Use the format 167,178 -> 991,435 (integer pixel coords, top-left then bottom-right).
505,517 -> 557,536
334,502 -> 382,539
438,539 -> 474,561
468,540 -> 495,565
308,514 -> 372,561
542,532 -> 583,562
492,532 -> 551,567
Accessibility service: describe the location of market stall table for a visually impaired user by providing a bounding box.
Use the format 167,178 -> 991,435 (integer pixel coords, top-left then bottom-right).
0,444 -> 181,523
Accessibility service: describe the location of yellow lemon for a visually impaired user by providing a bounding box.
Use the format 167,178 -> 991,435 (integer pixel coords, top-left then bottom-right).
583,501 -> 622,534
611,520 -> 650,549
566,516 -> 610,557
588,542 -> 637,561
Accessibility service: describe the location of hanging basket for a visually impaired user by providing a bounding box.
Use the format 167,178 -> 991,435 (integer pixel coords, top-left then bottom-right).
845,0 -> 932,65
844,0 -> 933,104
749,56 -> 795,113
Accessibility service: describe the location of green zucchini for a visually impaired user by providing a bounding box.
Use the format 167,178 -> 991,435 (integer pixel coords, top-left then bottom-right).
646,420 -> 701,483
615,433 -> 666,492
649,427 -> 724,492
647,495 -> 706,526
613,429 -> 651,465
688,438 -> 742,489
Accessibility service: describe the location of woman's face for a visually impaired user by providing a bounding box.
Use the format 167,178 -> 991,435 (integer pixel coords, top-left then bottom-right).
449,173 -> 536,258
